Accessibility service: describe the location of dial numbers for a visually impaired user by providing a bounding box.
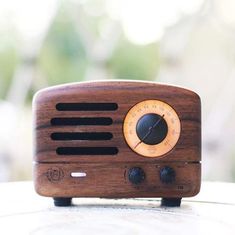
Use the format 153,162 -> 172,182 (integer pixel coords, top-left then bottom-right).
123,100 -> 181,158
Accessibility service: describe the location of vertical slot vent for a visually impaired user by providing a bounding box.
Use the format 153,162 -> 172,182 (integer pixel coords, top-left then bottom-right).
56,103 -> 118,111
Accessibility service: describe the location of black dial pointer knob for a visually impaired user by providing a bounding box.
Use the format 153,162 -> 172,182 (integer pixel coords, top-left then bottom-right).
128,167 -> 145,185
160,166 -> 176,184
136,113 -> 168,145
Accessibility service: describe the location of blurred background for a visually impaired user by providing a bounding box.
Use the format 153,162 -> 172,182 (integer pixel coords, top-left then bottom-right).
0,0 -> 235,182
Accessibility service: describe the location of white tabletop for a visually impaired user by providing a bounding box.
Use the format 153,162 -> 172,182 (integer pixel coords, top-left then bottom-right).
0,181 -> 235,235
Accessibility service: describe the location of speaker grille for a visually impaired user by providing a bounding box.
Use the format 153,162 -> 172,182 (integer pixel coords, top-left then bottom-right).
51,103 -> 118,156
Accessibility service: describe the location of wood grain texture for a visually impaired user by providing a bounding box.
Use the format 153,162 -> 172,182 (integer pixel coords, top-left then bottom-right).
33,80 -> 201,198
34,162 -> 200,198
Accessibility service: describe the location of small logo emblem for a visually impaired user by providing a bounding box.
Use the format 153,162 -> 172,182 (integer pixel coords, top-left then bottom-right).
46,167 -> 64,182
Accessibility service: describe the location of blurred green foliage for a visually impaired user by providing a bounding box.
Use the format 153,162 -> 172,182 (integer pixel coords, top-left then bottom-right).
108,39 -> 159,81
0,2 -> 160,100
0,44 -> 19,99
39,7 -> 87,85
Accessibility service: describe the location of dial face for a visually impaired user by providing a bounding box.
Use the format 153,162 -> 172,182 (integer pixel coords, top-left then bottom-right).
123,100 -> 181,158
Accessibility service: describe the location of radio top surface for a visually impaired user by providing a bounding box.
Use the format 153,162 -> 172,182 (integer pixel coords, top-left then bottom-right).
33,80 -> 201,164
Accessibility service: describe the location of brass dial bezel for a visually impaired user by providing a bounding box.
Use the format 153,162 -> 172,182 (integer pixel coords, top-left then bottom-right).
123,100 -> 181,157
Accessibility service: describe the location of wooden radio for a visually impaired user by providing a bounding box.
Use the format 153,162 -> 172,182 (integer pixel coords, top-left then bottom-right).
33,81 -> 201,207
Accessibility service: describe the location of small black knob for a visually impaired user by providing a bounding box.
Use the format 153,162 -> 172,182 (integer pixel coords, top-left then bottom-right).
160,166 -> 176,184
128,167 -> 145,185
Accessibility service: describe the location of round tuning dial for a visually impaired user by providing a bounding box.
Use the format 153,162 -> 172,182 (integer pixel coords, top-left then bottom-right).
160,166 -> 176,184
123,100 -> 181,158
128,167 -> 145,185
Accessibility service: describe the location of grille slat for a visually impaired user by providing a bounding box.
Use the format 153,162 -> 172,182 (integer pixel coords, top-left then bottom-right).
56,147 -> 118,155
51,117 -> 113,126
51,132 -> 113,141
56,103 -> 118,111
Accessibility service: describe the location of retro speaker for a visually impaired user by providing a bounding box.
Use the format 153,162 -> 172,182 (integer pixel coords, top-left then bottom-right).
33,81 -> 201,207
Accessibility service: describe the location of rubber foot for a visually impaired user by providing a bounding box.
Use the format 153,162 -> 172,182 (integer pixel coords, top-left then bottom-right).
53,197 -> 72,207
161,197 -> 182,207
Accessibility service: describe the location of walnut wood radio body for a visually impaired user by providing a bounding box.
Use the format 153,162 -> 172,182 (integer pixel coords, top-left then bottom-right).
33,81 -> 201,207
